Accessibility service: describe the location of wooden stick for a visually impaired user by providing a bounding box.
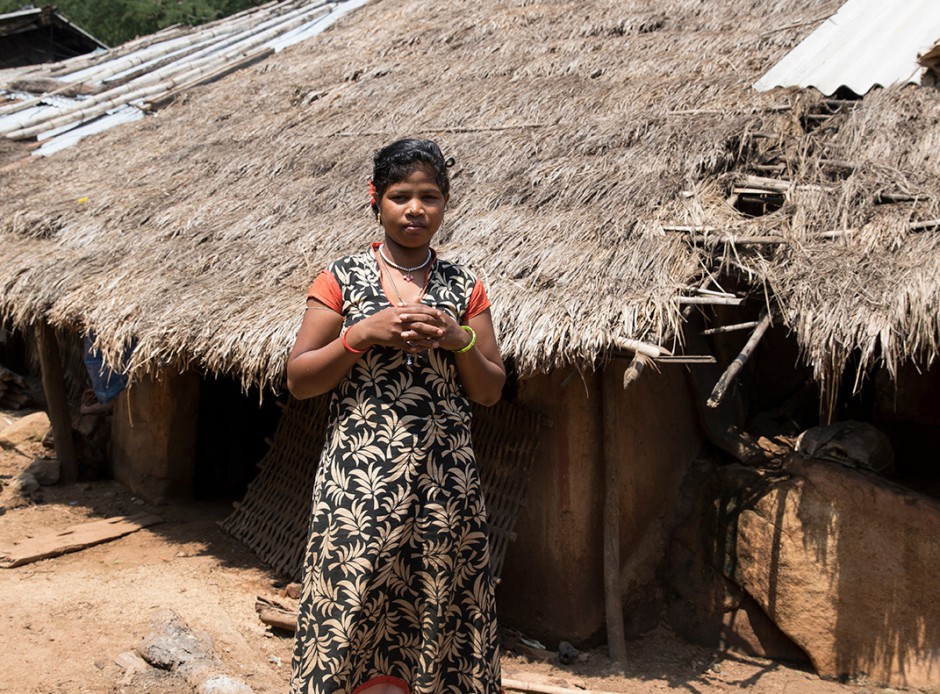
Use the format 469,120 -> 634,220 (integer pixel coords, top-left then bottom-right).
910,219 -> 940,232
255,597 -> 298,632
502,678 -> 622,694
35,322 -> 78,484
701,321 -> 761,335
688,234 -> 788,246
875,193 -> 919,204
694,287 -> 738,298
706,310 -> 772,408
600,363 -> 627,669
654,355 -> 717,364
812,229 -> 856,240
622,353 -> 648,389
732,186 -> 787,196
679,296 -> 745,306
612,338 -> 668,359
819,159 -> 855,171
661,225 -> 716,233
739,174 -> 790,193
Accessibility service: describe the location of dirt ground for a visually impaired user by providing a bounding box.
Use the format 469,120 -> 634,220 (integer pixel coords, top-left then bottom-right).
0,408 -> 885,694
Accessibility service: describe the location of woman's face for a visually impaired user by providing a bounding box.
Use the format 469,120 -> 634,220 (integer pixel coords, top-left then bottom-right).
379,164 -> 448,251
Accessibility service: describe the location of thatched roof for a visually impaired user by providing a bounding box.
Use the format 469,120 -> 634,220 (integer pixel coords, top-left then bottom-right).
1,0 -> 939,394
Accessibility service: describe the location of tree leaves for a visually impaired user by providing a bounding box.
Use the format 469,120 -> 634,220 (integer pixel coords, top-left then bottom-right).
0,0 -> 266,47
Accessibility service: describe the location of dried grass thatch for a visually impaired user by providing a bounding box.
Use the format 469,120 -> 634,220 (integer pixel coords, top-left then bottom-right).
1,0 -> 938,394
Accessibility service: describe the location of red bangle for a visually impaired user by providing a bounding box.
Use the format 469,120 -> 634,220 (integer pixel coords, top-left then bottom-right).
341,327 -> 368,354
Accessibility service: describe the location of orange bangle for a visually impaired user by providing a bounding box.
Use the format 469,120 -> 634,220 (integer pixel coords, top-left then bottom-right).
341,327 -> 368,354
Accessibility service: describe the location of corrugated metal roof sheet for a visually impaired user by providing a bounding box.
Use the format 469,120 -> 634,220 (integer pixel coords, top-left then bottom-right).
754,0 -> 940,96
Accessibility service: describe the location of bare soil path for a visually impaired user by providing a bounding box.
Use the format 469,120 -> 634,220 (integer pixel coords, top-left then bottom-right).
0,409 -> 876,694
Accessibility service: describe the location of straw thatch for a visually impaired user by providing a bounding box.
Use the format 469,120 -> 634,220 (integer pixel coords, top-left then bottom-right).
1,0 -> 938,395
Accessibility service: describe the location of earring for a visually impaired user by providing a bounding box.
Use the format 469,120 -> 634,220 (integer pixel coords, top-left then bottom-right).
376,211 -> 382,225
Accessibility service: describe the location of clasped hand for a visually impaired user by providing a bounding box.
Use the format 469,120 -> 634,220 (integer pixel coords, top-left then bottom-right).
357,303 -> 466,353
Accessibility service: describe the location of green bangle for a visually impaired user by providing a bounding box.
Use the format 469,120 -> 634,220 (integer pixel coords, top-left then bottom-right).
453,325 -> 476,353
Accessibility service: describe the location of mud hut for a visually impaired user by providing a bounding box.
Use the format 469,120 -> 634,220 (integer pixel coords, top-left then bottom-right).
1,0 -> 939,687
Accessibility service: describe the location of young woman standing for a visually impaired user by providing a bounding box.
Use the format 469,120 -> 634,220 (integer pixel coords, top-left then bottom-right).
287,139 -> 505,694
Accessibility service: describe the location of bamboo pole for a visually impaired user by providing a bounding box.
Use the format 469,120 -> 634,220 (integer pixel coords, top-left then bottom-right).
910,219 -> 940,232
700,320 -> 761,335
611,338 -> 667,359
679,296 -> 745,306
142,48 -> 275,111
2,2 -> 333,139
706,309 -> 772,409
35,322 -> 78,484
654,355 -> 716,364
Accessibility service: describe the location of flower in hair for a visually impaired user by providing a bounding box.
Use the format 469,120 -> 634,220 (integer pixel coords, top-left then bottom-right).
368,180 -> 377,207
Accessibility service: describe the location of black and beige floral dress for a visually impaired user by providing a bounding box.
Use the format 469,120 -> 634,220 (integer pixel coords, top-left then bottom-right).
290,244 -> 501,694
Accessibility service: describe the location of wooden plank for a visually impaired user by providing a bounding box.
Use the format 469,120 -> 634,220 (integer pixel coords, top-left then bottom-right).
0,513 -> 164,568
503,679 -> 622,694
600,365 -> 627,669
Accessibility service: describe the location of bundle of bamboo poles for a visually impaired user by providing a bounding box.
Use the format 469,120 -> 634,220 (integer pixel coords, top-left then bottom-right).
0,0 -> 337,141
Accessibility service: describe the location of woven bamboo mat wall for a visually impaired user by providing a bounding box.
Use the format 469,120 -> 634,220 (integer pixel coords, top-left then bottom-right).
221,395 -> 546,582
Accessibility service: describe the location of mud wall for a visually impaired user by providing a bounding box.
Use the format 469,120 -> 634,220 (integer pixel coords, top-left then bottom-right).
496,361 -> 703,644
111,369 -> 200,502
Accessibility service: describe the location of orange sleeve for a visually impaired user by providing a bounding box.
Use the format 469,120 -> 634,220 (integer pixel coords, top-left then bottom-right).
306,270 -> 342,313
464,279 -> 491,321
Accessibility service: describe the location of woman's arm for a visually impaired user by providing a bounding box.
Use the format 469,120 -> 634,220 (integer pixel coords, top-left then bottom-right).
452,309 -> 506,406
286,302 -> 356,399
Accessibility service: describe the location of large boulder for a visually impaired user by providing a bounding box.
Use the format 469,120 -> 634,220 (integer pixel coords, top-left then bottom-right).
666,462 -> 809,663
735,457 -> 940,689
0,411 -> 50,449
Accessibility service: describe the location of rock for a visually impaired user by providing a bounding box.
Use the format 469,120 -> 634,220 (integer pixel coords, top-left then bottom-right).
666,462 -> 808,664
135,610 -> 252,692
734,457 -> 940,689
0,411 -> 51,449
137,609 -> 213,670
198,674 -> 253,694
795,420 -> 894,474
0,471 -> 40,508
114,650 -> 150,676
557,641 -> 579,665
25,458 -> 59,486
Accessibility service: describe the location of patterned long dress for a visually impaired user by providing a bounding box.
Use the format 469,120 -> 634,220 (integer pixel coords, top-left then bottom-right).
290,246 -> 501,694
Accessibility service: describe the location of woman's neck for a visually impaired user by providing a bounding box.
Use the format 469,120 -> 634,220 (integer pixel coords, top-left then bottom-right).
381,238 -> 431,267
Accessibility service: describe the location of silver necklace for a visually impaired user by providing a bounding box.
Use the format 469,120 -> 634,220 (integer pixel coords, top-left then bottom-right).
378,244 -> 432,282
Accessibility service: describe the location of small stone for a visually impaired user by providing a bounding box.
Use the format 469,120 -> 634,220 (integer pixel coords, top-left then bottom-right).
558,640 -> 579,665
137,609 -> 213,670
114,650 -> 150,675
197,674 -> 253,694
26,458 -> 59,486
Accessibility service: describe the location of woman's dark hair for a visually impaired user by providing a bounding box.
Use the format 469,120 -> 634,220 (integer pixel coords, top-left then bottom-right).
371,139 -> 451,213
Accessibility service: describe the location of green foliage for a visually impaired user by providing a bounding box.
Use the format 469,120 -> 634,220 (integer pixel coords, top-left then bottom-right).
0,0 -> 266,46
